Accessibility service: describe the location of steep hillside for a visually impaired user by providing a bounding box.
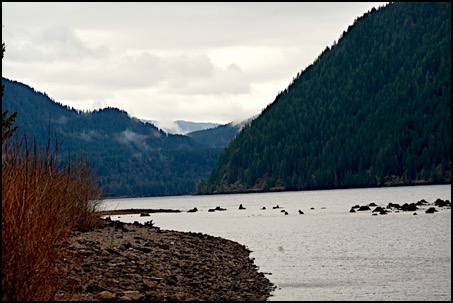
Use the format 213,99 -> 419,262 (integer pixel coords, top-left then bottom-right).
187,122 -> 243,148
198,2 -> 451,194
2,78 -> 221,197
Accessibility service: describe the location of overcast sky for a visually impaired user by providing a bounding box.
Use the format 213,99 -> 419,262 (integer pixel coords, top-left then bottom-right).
2,2 -> 387,127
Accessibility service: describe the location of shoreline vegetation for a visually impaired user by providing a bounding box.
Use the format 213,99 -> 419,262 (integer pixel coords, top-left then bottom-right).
2,132 -> 104,301
2,132 -> 275,301
100,179 -> 451,200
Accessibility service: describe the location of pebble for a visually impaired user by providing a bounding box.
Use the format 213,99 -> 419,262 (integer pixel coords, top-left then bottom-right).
55,219 -> 276,301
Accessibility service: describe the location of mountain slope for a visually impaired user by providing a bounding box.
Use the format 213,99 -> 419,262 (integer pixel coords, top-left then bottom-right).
197,2 -> 451,194
2,78 -> 221,197
187,122 -> 244,148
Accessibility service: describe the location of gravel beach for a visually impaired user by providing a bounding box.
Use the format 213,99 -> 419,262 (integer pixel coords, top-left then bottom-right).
55,218 -> 276,301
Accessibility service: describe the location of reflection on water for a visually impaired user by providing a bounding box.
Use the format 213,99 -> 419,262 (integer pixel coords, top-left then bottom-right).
101,185 -> 451,301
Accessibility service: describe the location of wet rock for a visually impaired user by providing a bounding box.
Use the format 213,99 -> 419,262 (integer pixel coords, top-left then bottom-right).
387,202 -> 401,209
372,206 -> 388,214
187,207 -> 198,213
425,207 -> 438,213
416,199 -> 429,205
401,203 -> 418,211
434,198 -> 450,207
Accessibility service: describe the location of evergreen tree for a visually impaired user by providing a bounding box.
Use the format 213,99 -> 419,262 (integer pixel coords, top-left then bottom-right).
2,42 -> 18,144
199,2 -> 451,194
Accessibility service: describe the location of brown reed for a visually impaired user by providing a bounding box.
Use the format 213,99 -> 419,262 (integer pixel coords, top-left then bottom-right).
2,132 -> 104,301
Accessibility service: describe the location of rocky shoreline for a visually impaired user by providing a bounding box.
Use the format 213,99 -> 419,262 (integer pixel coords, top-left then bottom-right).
55,218 -> 276,301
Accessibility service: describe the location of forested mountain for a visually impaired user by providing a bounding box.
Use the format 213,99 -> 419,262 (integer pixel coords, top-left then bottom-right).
187,122 -> 244,148
197,2 -> 451,194
2,78 -> 223,197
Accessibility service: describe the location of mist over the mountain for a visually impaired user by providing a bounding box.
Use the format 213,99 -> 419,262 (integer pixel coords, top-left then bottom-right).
2,77 -> 238,197
3,2 -> 450,199
146,120 -> 222,135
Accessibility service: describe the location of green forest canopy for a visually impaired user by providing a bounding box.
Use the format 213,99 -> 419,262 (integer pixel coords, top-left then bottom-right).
198,2 -> 451,194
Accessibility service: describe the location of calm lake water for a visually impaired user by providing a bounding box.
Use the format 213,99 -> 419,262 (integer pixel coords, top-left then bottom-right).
100,184 -> 451,301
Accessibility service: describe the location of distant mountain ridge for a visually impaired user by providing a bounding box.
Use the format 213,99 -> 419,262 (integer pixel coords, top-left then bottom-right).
186,118 -> 253,148
143,119 -> 221,135
198,2 -> 451,194
2,77 -> 240,197
5,2 -> 450,198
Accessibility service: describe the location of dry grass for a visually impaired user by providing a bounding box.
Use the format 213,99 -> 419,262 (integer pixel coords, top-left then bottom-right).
2,133 -> 104,301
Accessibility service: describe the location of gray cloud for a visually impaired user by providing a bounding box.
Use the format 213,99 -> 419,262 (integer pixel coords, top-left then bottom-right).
2,2 -> 388,123
4,25 -> 109,63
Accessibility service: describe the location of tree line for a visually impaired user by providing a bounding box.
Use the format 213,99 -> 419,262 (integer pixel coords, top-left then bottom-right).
198,2 -> 451,194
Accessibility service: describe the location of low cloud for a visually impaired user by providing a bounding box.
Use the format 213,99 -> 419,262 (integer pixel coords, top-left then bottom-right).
4,25 -> 109,63
3,24 -> 252,99
78,130 -> 104,142
2,2 -> 387,123
115,128 -> 161,151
